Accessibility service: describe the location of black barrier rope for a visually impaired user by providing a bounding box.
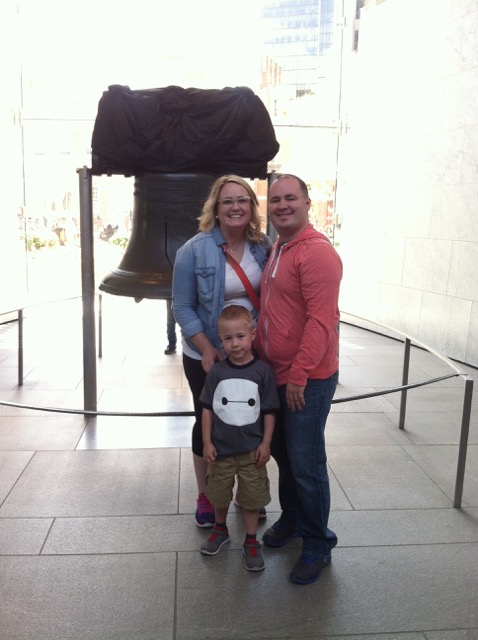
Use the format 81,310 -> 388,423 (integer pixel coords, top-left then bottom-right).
332,372 -> 461,403
0,372 -> 461,416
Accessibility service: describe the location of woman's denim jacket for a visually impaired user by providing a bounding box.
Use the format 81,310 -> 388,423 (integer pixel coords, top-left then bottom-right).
172,225 -> 272,356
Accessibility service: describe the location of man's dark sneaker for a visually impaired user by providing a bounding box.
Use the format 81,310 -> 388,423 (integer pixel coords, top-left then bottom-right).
243,538 -> 265,571
262,520 -> 300,547
195,493 -> 214,528
289,551 -> 332,585
164,345 -> 176,355
200,526 -> 230,555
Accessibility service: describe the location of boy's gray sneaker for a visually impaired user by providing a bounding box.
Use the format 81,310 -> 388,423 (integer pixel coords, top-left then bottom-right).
243,539 -> 265,571
200,526 -> 230,555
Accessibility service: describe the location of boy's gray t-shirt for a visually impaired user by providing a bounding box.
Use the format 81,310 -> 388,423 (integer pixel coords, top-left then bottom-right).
200,356 -> 279,459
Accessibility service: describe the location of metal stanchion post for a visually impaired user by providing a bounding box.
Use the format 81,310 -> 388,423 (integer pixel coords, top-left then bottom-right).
453,378 -> 473,508
78,166 -> 97,413
18,308 -> 24,386
98,293 -> 103,358
399,337 -> 411,430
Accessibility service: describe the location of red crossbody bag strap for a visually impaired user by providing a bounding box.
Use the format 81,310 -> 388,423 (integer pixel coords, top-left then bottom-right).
221,243 -> 260,311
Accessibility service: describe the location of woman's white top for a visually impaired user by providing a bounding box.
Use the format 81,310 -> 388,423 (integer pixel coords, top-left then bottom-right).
182,242 -> 262,360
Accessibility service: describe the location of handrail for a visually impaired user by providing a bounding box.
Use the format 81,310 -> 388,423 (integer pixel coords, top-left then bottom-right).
341,312 -> 464,376
341,312 -> 473,509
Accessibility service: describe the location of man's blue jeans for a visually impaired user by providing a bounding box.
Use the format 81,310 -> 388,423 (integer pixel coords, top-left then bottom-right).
272,372 -> 339,556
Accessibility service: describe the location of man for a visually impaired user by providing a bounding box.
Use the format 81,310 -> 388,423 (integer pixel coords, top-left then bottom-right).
255,174 -> 342,585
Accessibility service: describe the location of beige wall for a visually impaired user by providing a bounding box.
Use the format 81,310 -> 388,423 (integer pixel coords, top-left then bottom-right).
337,0 -> 478,366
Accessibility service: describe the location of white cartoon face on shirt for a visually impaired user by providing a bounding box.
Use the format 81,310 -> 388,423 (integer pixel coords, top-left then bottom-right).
212,378 -> 261,426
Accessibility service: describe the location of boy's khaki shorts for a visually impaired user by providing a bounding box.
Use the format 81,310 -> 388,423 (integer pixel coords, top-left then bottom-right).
205,450 -> 271,510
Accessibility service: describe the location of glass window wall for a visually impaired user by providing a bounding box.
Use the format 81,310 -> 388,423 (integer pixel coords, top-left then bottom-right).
1,0 -> 353,312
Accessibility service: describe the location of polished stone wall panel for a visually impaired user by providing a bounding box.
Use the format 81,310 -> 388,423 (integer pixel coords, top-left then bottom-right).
374,237 -> 406,286
414,130 -> 465,188
402,238 -> 452,294
385,187 -> 433,240
418,292 -> 472,362
465,300 -> 478,363
447,241 -> 478,299
461,124 -> 478,184
377,284 -> 423,338
339,0 -> 478,365
431,184 -> 478,242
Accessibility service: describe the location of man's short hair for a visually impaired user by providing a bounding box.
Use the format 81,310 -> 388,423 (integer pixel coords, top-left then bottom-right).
271,173 -> 309,199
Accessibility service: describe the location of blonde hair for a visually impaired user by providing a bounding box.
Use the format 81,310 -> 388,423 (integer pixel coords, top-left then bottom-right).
218,305 -> 254,330
198,175 -> 263,243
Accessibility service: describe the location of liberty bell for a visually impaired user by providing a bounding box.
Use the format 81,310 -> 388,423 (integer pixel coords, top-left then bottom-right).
99,172 -> 216,300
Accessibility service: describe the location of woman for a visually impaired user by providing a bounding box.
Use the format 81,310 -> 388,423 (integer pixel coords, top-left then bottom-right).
172,175 -> 272,527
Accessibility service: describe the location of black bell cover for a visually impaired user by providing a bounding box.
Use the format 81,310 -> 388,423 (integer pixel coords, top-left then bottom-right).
91,85 -> 279,179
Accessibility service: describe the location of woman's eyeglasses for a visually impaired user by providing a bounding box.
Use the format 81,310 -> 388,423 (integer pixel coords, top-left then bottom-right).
218,196 -> 251,207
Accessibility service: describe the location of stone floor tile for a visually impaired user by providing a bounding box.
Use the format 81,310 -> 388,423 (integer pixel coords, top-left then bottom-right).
1,553 -> 176,640
0,449 -> 180,518
0,518 -> 52,554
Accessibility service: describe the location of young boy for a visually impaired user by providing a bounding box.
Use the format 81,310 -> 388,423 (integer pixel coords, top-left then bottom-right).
199,305 -> 279,571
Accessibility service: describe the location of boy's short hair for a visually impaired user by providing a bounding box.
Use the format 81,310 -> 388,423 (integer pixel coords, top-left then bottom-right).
219,305 -> 253,328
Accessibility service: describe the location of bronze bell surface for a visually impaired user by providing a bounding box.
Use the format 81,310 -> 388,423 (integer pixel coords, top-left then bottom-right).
99,172 -> 217,300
